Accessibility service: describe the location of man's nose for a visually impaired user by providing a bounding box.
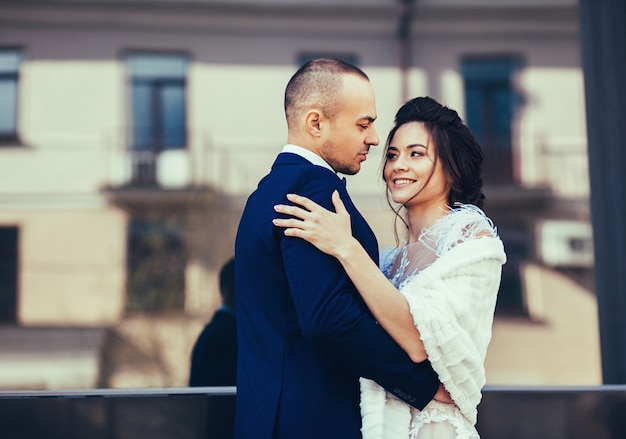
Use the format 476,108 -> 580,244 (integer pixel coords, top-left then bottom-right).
367,127 -> 380,147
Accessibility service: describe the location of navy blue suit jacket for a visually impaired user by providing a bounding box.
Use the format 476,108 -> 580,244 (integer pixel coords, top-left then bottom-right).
234,153 -> 439,439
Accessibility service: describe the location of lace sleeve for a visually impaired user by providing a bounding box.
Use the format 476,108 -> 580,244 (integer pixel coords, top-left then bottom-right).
420,203 -> 499,258
378,246 -> 399,278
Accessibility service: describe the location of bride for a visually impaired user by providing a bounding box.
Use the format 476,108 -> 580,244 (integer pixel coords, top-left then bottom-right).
273,96 -> 506,438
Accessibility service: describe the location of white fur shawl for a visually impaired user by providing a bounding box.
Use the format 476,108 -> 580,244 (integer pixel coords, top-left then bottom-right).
361,205 -> 506,437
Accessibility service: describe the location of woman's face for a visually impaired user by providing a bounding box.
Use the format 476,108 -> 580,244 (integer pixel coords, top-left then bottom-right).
383,121 -> 450,208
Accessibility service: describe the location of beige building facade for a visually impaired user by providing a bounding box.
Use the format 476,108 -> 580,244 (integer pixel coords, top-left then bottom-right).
0,0 -> 600,389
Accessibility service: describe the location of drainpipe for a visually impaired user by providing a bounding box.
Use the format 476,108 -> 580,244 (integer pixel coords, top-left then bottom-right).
398,0 -> 416,102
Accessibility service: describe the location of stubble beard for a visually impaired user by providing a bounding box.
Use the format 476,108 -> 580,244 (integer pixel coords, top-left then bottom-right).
321,139 -> 361,175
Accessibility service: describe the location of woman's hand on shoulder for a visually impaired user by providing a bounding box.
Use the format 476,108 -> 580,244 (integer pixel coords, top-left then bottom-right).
273,190 -> 356,258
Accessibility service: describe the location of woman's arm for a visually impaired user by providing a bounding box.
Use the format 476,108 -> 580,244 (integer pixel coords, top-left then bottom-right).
273,191 -> 427,363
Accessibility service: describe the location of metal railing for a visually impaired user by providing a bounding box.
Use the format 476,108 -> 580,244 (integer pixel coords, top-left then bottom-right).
1,385 -> 625,439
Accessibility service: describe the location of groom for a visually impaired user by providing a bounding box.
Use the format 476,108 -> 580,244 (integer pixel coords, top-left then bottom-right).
234,58 -> 441,439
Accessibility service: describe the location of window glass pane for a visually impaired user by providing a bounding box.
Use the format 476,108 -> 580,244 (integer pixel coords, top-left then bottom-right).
0,81 -> 17,135
466,82 -> 513,150
0,227 -> 18,322
160,84 -> 186,149
131,83 -> 152,150
495,223 -> 528,316
126,217 -> 186,313
464,86 -> 484,143
0,50 -> 21,73
0,49 -> 20,140
491,87 -> 514,149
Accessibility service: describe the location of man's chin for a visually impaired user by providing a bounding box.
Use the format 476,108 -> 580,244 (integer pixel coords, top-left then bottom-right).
343,164 -> 361,176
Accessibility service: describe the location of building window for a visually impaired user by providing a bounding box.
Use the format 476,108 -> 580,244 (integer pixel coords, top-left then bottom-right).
461,56 -> 520,185
0,227 -> 19,323
0,49 -> 22,144
495,223 -> 528,316
126,217 -> 186,314
125,53 -> 188,184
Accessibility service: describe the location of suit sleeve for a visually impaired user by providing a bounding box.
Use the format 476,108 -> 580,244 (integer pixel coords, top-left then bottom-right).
278,171 -> 440,410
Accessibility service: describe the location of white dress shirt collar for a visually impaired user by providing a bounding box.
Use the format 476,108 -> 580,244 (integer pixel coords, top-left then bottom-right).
281,144 -> 336,174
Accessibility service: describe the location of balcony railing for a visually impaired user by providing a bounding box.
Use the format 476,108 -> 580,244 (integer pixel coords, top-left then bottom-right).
1,385 -> 625,438
105,137 -> 278,196
109,149 -> 195,189
127,150 -> 158,185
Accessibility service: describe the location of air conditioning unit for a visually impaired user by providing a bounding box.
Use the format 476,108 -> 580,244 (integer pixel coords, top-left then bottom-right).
536,219 -> 594,268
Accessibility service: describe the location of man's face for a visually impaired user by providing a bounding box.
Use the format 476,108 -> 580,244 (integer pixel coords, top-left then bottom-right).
319,74 -> 380,175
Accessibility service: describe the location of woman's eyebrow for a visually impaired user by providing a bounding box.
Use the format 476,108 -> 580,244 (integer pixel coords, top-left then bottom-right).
388,143 -> 427,150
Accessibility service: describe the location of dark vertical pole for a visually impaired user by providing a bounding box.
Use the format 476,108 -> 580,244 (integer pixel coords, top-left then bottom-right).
397,0 -> 415,103
578,0 -> 626,383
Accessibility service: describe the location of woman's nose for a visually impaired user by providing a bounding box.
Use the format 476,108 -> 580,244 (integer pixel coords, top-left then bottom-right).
393,154 -> 408,170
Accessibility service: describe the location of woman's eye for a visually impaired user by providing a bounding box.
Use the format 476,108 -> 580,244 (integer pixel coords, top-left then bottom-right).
385,152 -> 397,160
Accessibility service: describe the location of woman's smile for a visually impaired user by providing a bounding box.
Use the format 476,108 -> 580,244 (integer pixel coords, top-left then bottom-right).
392,177 -> 417,187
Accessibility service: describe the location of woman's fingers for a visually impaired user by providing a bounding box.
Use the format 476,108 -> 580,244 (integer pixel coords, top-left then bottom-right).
331,190 -> 348,216
273,192 -> 348,239
274,191 -> 333,221
272,217 -> 303,229
273,203 -> 308,220
281,192 -> 345,217
271,191 -> 350,256
285,193 -> 323,212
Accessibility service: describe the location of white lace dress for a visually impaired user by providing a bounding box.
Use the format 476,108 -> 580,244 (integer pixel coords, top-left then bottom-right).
360,204 -> 507,439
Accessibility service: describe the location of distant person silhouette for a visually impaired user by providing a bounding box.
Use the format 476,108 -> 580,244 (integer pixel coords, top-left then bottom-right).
189,257 -> 236,438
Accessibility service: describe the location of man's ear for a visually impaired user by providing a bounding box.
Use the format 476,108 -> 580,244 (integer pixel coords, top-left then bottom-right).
304,109 -> 323,137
